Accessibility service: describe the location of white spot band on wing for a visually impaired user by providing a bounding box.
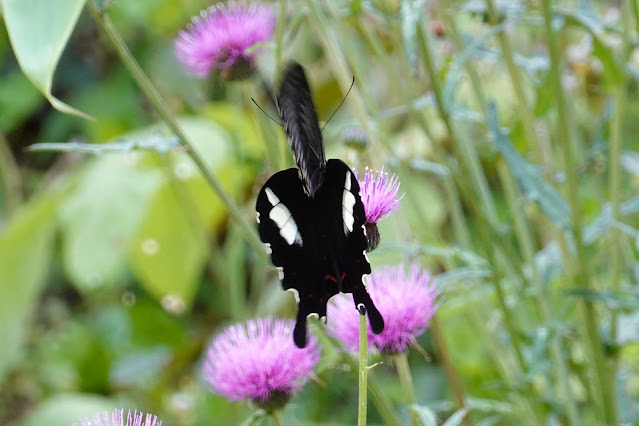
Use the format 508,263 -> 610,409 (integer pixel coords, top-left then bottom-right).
342,191 -> 356,233
266,190 -> 303,246
265,187 -> 280,205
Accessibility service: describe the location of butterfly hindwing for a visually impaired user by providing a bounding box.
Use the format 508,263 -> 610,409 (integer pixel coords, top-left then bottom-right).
321,160 -> 384,335
277,63 -> 326,197
256,168 -> 340,347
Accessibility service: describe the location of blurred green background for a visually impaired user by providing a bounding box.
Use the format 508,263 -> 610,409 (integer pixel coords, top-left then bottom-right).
1,0 -> 639,425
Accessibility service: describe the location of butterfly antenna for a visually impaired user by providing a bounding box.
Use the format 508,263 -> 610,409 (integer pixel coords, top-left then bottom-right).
320,75 -> 355,133
251,98 -> 283,127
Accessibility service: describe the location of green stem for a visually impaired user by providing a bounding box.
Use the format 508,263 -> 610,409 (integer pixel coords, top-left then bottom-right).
394,353 -> 420,426
540,0 -> 617,423
444,13 -> 489,118
416,21 -> 499,229
633,0 -> 639,31
484,0 -> 552,168
358,309 -> 368,426
270,410 -> 284,426
86,1 -> 266,260
430,317 -> 472,426
304,0 -> 385,166
498,162 -> 579,425
355,21 -> 470,245
610,0 -> 631,350
0,131 -> 21,219
309,317 -> 402,426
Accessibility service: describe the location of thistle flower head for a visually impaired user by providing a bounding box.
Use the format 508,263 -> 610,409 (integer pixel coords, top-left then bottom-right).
327,265 -> 439,354
72,409 -> 162,426
203,317 -> 320,411
355,167 -> 403,223
175,2 -> 275,78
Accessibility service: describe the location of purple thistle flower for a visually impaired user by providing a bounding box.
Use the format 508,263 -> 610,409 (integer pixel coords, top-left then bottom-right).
72,409 -> 162,426
354,167 -> 403,224
203,317 -> 320,412
353,167 -> 403,251
175,2 -> 275,78
327,265 -> 439,354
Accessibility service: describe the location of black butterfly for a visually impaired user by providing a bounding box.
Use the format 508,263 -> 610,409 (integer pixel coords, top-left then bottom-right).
255,63 -> 385,348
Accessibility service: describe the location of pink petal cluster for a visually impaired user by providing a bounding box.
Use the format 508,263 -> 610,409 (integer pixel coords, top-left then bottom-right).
175,2 -> 275,77
203,317 -> 320,403
354,167 -> 403,223
72,409 -> 161,426
327,265 -> 439,354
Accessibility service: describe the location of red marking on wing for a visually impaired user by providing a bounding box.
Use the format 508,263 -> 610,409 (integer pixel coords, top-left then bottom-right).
324,274 -> 337,283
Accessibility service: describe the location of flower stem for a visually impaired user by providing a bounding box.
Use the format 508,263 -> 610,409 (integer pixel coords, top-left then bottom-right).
358,307 -> 368,426
270,410 -> 284,426
86,0 -> 267,260
308,317 -> 401,426
394,353 -> 419,426
540,0 -> 617,423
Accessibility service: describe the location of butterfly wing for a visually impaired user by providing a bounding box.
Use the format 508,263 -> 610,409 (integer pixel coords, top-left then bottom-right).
256,168 -> 339,347
277,63 -> 326,198
321,159 -> 385,334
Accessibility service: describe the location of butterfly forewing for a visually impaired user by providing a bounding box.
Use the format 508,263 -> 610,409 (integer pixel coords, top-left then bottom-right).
277,63 -> 326,197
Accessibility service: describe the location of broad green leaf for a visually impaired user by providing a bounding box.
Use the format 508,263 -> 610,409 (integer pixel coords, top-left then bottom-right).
0,187 -> 63,383
128,182 -> 208,311
0,71 -> 43,132
59,155 -> 163,292
128,118 -> 253,309
487,103 -> 571,229
1,0 -> 92,119
21,394 -> 128,426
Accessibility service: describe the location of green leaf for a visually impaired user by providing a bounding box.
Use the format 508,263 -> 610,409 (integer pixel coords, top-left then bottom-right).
29,135 -> 180,155
558,7 -> 624,88
128,182 -> 209,311
565,289 -> 639,310
128,118 -> 252,309
59,155 -> 164,292
487,103 -> 571,229
442,408 -> 470,426
1,0 -> 92,119
0,71 -> 44,132
412,404 -> 438,426
21,394 -> 126,426
400,0 -> 428,73
0,187 -> 63,383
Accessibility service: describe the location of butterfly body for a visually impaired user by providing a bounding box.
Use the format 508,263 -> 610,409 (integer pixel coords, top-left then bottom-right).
256,63 -> 384,347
